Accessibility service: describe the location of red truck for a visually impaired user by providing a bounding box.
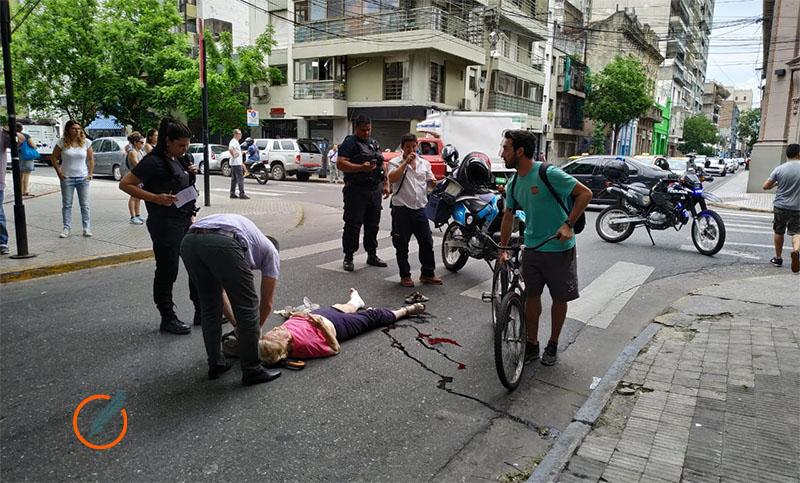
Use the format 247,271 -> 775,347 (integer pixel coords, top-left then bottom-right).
382,137 -> 446,180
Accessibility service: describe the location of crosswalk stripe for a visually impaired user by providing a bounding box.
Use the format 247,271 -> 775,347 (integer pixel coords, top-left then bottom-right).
211,188 -> 282,197
724,222 -> 772,229
569,262 -> 655,329
460,278 -> 493,300
679,245 -> 761,260
281,231 -> 391,261
318,237 -> 442,273
718,211 -> 772,220
724,241 -> 792,249
250,188 -> 307,194
726,227 -> 771,235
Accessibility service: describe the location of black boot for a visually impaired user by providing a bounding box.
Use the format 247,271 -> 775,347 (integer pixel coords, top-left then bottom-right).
160,313 -> 191,335
366,252 -> 387,267
343,252 -> 354,272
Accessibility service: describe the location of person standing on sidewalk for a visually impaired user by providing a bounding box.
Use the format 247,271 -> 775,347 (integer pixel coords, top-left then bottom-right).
0,128 -> 9,255
51,120 -> 94,238
119,117 -> 201,335
327,144 -> 339,184
336,115 -> 390,271
126,133 -> 145,225
763,143 -> 800,272
498,130 -> 592,366
144,129 -> 157,154
180,213 -> 282,385
387,133 -> 441,287
16,125 -> 39,197
228,129 -> 249,200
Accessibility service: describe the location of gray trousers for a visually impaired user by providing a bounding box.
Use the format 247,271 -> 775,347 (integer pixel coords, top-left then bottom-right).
180,233 -> 262,375
230,165 -> 245,196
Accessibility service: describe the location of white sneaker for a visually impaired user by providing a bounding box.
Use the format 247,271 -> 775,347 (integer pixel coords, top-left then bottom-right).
59,228 -> 70,238
130,216 -> 144,225
83,229 -> 93,237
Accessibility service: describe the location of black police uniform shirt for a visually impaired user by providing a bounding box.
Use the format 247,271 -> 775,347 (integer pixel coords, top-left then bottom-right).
338,134 -> 385,187
131,151 -> 196,219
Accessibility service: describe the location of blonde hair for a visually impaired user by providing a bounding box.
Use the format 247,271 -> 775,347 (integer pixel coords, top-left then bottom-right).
63,120 -> 86,148
259,335 -> 289,366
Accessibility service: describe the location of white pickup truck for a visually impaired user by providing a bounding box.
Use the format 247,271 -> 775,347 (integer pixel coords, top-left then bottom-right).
217,138 -> 323,181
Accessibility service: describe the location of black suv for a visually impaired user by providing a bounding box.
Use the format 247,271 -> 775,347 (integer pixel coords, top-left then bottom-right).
561,155 -> 672,204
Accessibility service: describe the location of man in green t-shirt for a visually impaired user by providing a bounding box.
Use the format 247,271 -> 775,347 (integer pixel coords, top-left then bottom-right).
498,130 -> 592,366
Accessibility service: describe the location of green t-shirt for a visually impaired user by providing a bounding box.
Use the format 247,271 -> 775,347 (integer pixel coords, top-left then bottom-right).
505,162 -> 578,252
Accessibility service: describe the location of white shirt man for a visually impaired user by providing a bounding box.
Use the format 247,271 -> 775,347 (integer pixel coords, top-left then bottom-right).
228,129 -> 248,199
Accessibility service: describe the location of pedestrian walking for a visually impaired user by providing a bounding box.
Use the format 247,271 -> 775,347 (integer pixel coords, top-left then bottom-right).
144,129 -> 157,154
327,144 -> 339,184
16,125 -> 39,197
228,129 -> 249,199
762,143 -> 800,272
119,117 -> 201,335
51,120 -> 94,238
126,133 -> 145,225
180,213 -> 282,385
336,115 -> 390,271
387,133 -> 441,287
0,128 -> 9,255
498,130 -> 592,366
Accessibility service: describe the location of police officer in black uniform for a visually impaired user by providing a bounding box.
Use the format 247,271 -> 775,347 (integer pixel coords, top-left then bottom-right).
336,115 -> 391,271
119,117 -> 200,335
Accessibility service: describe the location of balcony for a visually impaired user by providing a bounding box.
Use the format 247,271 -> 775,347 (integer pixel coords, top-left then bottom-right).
293,81 -> 348,117
642,105 -> 663,123
487,92 -> 542,117
554,116 -> 584,132
500,43 -> 545,72
556,57 -> 587,96
294,80 -> 346,100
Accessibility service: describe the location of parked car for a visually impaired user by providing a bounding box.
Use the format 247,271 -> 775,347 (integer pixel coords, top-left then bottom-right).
89,137 -> 128,181
724,158 -> 738,173
560,155 -> 672,204
188,143 -> 228,174
703,157 -> 727,177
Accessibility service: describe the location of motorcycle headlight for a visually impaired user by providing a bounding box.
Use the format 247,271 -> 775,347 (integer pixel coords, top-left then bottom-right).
465,214 -> 474,225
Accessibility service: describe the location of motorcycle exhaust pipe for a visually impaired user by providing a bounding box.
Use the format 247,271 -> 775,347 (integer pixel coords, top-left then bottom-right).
609,216 -> 645,225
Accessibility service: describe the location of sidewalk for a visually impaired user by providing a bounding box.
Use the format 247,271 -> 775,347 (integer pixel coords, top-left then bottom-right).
533,273 -> 799,482
706,170 -> 774,213
1,173 -> 302,282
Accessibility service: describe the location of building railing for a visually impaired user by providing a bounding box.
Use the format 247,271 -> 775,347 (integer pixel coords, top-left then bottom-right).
554,116 -> 583,131
487,92 -> 542,117
293,80 -> 346,100
294,7 -> 483,47
502,42 -> 545,72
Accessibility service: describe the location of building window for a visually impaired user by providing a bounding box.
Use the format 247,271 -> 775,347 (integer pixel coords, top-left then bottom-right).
384,60 -> 408,100
430,61 -> 445,103
295,57 -> 343,82
271,65 -> 288,86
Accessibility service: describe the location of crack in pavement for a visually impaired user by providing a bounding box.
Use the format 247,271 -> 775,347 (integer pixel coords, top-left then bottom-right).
382,321 -> 560,441
686,291 -> 789,308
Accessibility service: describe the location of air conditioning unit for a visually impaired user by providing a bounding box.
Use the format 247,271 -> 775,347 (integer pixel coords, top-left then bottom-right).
252,86 -> 262,97
543,124 -> 550,133
459,98 -> 471,110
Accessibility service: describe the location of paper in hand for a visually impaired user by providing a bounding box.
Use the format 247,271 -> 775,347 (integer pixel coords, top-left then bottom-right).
174,186 -> 199,208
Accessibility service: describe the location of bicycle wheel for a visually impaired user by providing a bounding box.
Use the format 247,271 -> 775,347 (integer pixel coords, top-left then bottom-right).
494,292 -> 527,390
490,261 -> 509,328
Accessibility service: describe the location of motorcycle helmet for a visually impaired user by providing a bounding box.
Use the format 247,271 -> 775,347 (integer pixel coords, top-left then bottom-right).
602,160 -> 628,183
442,144 -> 459,167
456,152 -> 491,189
245,137 -> 254,145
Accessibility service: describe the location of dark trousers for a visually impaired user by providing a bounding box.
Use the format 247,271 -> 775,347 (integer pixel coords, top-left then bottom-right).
391,205 -> 436,278
230,165 -> 245,196
147,216 -> 199,318
311,307 -> 396,342
342,184 -> 382,255
180,233 -> 263,375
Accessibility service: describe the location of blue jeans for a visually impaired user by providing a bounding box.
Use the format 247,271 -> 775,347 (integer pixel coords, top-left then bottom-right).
60,177 -> 91,231
0,189 -> 8,246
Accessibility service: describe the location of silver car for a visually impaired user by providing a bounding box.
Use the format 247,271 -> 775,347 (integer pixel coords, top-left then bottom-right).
89,137 -> 128,181
188,143 -> 228,174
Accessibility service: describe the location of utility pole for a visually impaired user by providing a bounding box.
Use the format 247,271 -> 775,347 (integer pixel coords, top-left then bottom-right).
480,9 -> 499,112
198,7 -> 210,207
1,0 -> 35,259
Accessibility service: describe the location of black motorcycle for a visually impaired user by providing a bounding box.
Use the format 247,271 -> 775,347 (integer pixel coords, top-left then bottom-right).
595,161 -> 726,256
244,159 -> 269,184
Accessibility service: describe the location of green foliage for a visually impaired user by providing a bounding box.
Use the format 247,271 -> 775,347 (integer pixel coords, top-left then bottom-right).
584,55 -> 654,154
591,126 -> 606,154
737,109 -> 761,154
679,114 -> 719,154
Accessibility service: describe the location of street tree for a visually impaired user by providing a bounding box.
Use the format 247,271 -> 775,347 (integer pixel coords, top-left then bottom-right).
159,29 -> 283,136
737,109 -> 761,154
584,55 -> 653,155
679,114 -> 719,155
11,0 -> 106,127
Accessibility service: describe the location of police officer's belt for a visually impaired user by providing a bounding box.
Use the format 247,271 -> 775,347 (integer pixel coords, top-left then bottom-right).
188,228 -> 237,239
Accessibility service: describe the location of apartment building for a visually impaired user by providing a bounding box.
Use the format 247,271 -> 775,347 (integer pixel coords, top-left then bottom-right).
590,0 -> 715,155
726,87 -> 754,112
702,81 -> 729,127
718,100 -> 739,157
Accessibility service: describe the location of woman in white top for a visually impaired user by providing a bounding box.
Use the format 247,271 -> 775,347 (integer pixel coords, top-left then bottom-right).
126,133 -> 145,224
51,120 -> 94,238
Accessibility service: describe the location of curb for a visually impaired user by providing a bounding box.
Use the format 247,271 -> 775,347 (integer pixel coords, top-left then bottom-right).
527,322 -> 662,483
708,202 -> 772,214
0,248 -> 154,284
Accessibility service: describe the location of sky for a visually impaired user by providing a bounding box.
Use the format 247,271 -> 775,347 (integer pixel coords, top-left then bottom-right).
705,0 -> 764,109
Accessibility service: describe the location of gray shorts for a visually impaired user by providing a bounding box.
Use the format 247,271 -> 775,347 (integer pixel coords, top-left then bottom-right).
773,207 -> 800,236
522,247 -> 579,302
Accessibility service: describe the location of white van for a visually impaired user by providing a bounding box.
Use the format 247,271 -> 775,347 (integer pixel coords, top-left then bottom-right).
21,124 -> 60,164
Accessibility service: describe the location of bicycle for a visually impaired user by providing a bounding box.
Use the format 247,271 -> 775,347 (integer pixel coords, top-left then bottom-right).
484,234 -> 560,390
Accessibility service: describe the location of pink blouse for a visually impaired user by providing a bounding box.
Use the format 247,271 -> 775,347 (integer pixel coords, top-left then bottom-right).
283,317 -> 331,359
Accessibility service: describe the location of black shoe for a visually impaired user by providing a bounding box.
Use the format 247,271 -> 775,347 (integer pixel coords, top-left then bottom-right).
160,316 -> 191,335
243,367 -> 282,386
525,341 -> 540,364
541,342 -> 558,366
208,360 -> 232,380
770,257 -> 783,267
366,253 -> 388,267
239,194 -> 250,200
343,255 -> 354,272
230,193 -> 238,199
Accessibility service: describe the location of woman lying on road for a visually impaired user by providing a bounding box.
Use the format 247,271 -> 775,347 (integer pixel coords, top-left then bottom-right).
222,288 -> 424,364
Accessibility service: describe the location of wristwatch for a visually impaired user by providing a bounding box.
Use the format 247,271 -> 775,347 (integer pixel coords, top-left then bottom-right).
565,220 -> 575,229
